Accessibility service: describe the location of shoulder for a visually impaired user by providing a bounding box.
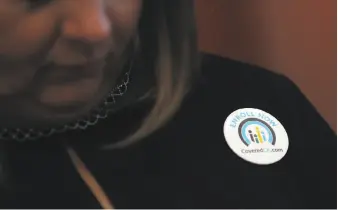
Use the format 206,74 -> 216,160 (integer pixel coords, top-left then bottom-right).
196,53 -> 333,131
192,53 -> 303,117
175,53 -> 336,169
131,54 -> 336,208
189,53 -> 334,140
199,52 -> 293,99
197,53 -> 329,118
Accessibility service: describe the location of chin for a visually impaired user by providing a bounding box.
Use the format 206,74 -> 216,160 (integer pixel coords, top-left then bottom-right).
22,100 -> 94,129
22,83 -> 111,129
0,104 -> 90,129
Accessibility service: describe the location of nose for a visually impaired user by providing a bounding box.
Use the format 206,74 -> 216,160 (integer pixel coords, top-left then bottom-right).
61,0 -> 112,43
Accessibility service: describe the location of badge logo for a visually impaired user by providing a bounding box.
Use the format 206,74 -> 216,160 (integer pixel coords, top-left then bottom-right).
224,108 -> 288,165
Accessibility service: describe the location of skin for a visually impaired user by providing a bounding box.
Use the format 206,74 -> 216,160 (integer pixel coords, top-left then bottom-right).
0,0 -> 142,128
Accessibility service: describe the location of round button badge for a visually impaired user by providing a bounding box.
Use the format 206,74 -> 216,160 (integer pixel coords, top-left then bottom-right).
224,108 -> 289,165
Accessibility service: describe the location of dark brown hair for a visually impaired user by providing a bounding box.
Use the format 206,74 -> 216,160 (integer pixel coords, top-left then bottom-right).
105,0 -> 200,149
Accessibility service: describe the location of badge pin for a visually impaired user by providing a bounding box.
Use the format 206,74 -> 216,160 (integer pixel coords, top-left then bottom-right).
224,108 -> 289,165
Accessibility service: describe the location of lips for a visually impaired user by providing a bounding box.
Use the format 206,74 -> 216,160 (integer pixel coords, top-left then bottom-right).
31,59 -> 107,108
37,78 -> 102,108
38,60 -> 105,85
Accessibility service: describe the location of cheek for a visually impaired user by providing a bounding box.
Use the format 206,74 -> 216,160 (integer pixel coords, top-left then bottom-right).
106,0 -> 143,33
0,9 -> 58,95
0,65 -> 38,95
0,10 -> 58,58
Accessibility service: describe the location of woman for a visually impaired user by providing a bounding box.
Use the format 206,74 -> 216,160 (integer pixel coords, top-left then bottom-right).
0,0 -> 336,209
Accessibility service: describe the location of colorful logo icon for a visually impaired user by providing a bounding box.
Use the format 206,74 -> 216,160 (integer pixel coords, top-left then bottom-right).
238,118 -> 276,146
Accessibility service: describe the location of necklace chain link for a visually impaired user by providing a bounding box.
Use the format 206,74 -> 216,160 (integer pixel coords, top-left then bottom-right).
0,71 -> 130,142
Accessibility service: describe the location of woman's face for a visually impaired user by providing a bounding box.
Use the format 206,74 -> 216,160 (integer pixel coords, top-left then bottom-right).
0,0 -> 142,128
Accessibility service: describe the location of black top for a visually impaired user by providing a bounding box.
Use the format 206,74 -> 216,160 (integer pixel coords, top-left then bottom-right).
0,53 -> 336,209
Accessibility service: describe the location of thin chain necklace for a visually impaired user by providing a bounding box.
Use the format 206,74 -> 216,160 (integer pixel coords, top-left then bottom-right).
0,71 -> 131,142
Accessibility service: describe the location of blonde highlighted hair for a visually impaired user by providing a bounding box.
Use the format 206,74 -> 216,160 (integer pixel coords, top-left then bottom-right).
105,0 -> 199,149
